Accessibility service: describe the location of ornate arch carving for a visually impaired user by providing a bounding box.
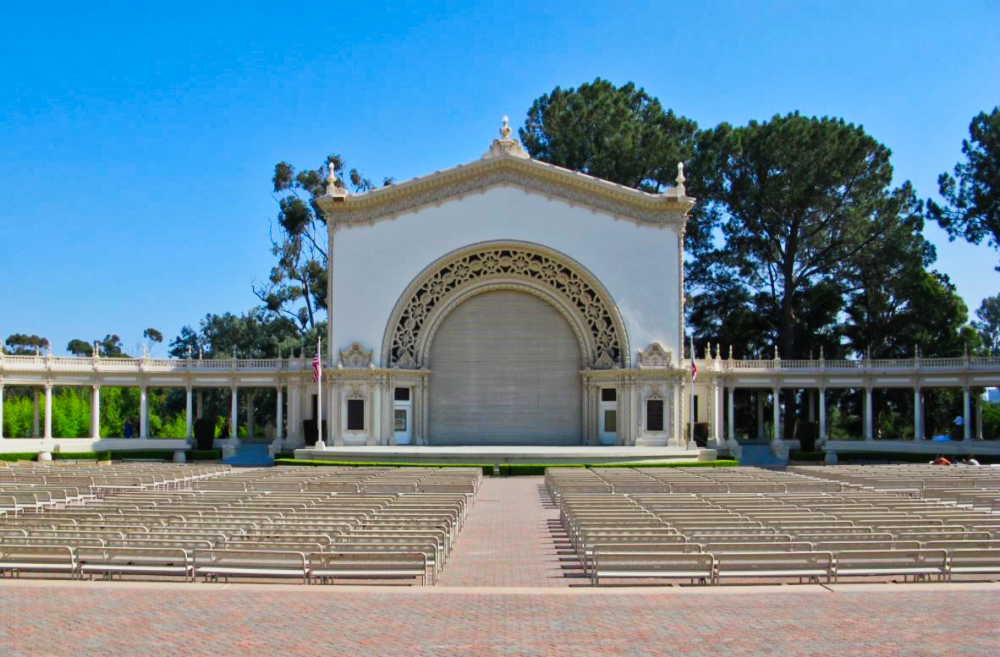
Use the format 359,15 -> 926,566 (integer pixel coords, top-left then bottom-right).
381,241 -> 628,369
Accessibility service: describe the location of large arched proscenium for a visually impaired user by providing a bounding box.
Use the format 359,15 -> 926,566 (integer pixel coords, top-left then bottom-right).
380,241 -> 630,369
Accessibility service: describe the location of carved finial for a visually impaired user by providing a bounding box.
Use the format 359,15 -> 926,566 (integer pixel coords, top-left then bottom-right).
199,347 -> 203,360
483,115 -> 529,160
94,341 -> 100,358
500,115 -> 512,139
729,345 -> 734,360
325,158 -> 349,199
819,345 -> 825,361
142,344 -> 149,359
773,345 -> 780,361
676,162 -> 686,186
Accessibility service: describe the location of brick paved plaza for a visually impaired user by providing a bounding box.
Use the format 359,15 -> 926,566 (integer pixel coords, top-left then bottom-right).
1,476 -> 998,656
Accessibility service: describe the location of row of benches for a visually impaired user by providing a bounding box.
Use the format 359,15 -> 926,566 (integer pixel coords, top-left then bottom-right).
0,545 -> 431,585
589,547 -> 1000,585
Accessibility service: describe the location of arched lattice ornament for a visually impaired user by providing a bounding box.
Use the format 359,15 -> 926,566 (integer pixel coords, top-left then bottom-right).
388,246 -> 623,368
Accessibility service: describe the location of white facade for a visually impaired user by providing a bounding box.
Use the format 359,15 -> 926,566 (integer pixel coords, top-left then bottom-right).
315,121 -> 692,449
331,186 -> 682,365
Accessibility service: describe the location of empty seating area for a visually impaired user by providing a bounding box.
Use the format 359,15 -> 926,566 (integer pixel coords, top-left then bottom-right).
789,465 -> 1000,511
549,466 -> 1000,586
0,463 -> 481,585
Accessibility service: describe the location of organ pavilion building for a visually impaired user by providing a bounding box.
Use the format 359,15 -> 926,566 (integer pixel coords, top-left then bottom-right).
313,118 -> 696,451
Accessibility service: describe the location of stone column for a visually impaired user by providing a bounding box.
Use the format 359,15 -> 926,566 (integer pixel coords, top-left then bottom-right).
914,387 -> 923,440
230,386 -> 238,439
139,385 -> 149,438
185,386 -> 193,439
864,387 -> 873,441
330,384 -> 340,446
819,387 -> 827,442
0,383 -> 5,439
756,392 -> 765,441
246,390 -> 256,439
963,387 -> 972,441
33,389 -> 40,437
727,386 -> 735,441
976,391 -> 984,440
276,385 -> 284,440
90,385 -> 101,439
772,388 -> 781,442
43,383 -> 53,439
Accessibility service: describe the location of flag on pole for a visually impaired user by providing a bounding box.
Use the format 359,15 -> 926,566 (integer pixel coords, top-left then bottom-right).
312,345 -> 322,383
691,343 -> 698,383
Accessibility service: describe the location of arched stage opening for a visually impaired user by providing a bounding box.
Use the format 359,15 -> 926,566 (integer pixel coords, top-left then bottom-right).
427,290 -> 583,445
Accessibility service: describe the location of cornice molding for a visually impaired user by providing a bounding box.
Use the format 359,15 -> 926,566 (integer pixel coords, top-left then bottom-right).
316,155 -> 693,228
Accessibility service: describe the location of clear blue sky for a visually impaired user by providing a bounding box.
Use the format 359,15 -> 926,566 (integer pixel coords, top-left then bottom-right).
1,1 -> 997,356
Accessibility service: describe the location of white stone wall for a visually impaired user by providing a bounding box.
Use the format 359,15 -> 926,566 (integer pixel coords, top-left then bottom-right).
331,185 -> 681,367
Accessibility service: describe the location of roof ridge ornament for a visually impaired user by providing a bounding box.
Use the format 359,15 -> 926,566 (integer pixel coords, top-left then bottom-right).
673,162 -> 686,196
483,115 -> 530,160
325,158 -> 349,200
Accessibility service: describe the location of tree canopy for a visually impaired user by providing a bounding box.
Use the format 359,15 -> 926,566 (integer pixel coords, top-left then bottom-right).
928,107 -> 1000,269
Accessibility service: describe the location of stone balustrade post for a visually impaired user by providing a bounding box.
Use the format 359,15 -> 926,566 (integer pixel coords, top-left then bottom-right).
90,385 -> 100,439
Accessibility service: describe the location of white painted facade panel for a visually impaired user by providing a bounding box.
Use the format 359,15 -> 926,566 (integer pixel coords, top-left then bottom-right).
331,185 -> 680,366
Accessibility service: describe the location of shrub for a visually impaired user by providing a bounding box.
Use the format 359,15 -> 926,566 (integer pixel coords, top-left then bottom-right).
0,452 -> 38,462
193,418 -> 216,451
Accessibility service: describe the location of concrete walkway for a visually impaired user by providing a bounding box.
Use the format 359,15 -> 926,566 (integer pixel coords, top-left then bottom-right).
1,580 -> 997,656
439,477 -> 573,587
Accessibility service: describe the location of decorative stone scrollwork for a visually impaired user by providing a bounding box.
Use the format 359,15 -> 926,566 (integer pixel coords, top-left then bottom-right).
339,342 -> 373,368
386,244 -> 625,369
638,342 -> 672,368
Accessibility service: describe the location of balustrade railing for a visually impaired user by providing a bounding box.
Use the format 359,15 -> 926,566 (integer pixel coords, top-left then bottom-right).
2,352 -> 999,380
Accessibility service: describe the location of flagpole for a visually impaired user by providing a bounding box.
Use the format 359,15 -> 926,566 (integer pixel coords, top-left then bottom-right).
316,337 -> 325,449
689,336 -> 695,447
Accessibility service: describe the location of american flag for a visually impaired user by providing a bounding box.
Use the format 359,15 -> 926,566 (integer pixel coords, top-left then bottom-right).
312,345 -> 322,383
691,338 -> 698,382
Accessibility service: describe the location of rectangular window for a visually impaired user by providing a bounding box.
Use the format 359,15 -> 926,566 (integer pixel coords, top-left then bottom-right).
347,399 -> 365,431
604,409 -> 617,433
646,399 -> 665,432
394,387 -> 410,402
394,409 -> 407,432
601,388 -> 617,403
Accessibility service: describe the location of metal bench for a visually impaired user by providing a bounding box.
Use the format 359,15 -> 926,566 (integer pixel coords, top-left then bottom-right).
944,549 -> 1000,579
591,551 -> 714,585
77,547 -> 192,581
308,551 -> 429,585
0,545 -> 76,577
833,549 -> 949,582
194,549 -> 308,583
712,551 -> 833,584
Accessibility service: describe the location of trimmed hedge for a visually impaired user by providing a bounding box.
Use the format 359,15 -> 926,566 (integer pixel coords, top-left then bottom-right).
591,460 -> 739,468
0,452 -> 38,462
274,459 -> 495,476
1,448 -> 223,463
275,458 -> 738,475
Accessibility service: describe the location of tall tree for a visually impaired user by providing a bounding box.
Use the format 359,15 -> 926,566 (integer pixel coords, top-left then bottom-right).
520,78 -> 699,193
257,157 -> 391,334
66,339 -> 94,357
697,113 -> 915,360
973,295 -> 1000,355
143,328 -> 163,355
4,334 -> 48,355
169,308 -> 302,360
928,107 -> 1000,269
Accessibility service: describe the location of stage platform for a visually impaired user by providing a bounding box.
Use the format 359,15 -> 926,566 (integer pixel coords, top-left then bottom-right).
291,444 -> 718,465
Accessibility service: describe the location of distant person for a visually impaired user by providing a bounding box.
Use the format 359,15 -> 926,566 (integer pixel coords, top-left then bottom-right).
123,419 -> 133,438
967,455 -> 981,466
932,455 -> 951,466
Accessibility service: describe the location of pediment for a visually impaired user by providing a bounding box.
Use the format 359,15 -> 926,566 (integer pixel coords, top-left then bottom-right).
316,155 -> 693,228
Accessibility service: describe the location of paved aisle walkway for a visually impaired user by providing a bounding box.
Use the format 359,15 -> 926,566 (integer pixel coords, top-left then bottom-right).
439,476 -> 572,587
1,581 -> 997,656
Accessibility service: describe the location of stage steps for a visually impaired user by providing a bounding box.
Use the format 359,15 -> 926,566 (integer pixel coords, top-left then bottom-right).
222,443 -> 273,467
738,444 -> 788,469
